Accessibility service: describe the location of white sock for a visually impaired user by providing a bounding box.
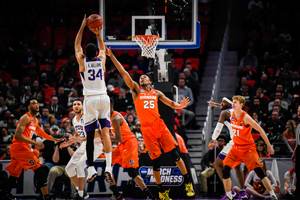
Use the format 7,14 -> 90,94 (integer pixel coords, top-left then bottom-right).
105,152 -> 112,168
226,191 -> 232,199
78,190 -> 84,197
76,186 -> 79,191
269,190 -> 276,198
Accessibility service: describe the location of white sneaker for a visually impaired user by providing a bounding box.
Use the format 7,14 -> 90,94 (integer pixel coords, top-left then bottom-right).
104,166 -> 113,183
86,166 -> 98,183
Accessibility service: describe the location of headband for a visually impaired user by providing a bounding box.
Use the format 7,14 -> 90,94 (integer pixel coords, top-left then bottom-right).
222,97 -> 232,105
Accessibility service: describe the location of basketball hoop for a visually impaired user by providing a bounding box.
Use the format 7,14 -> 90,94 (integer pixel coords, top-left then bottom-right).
133,35 -> 160,59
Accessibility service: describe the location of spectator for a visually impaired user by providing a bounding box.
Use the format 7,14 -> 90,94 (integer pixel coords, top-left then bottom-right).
250,111 -> 264,134
57,86 -> 68,108
184,62 -> 199,81
282,120 -> 297,155
118,49 -> 133,65
235,76 -> 254,97
36,91 -> 47,108
239,49 -> 258,70
6,114 -> 17,134
107,71 -> 125,88
5,90 -> 20,110
131,54 -> 148,72
48,95 -> 69,120
59,118 -> 75,136
200,135 -> 226,196
137,137 -> 148,154
0,110 -> 11,128
114,88 -> 133,112
0,79 -> 9,99
258,51 -> 274,70
291,71 -> 300,95
53,44 -> 67,61
106,85 -> 118,100
64,78 -> 75,96
253,74 -> 272,96
249,98 -> 268,123
282,162 -> 296,199
124,105 -> 139,123
67,89 -> 82,108
0,144 -> 11,160
130,65 -> 142,82
236,84 -> 253,109
240,64 -> 257,80
0,97 -> 7,114
46,114 -> 60,126
268,110 -> 285,134
0,127 -> 13,145
68,111 -> 75,126
20,86 -> 32,106
0,67 -> 13,85
177,79 -> 194,109
40,61 -> 55,83
253,88 -> 269,108
133,121 -> 142,138
183,68 -> 200,108
264,121 -> 282,155
25,59 -> 38,80
31,80 -> 44,99
256,140 -> 271,158
244,158 -> 277,199
41,107 -> 50,123
170,58 -> 180,86
269,105 -> 289,124
125,114 -> 136,132
268,98 -> 288,112
10,79 -> 22,101
40,72 -> 54,88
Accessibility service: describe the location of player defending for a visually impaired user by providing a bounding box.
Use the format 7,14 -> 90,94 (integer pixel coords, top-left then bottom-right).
64,98 -> 103,199
106,47 -> 195,200
107,98 -> 155,200
222,96 -> 277,200
207,98 -> 247,200
75,15 -> 112,182
0,98 -> 64,200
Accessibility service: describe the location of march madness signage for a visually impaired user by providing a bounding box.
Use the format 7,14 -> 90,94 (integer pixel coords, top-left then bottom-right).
139,166 -> 184,186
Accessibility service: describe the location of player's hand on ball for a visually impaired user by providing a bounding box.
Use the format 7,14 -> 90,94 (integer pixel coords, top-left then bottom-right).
180,97 -> 190,108
35,142 -> 45,149
90,26 -> 101,34
267,145 -> 274,155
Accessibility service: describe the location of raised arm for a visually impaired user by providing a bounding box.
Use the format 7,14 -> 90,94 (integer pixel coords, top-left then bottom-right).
207,101 -> 221,108
110,114 -> 123,143
106,46 -> 140,94
244,114 -> 274,155
90,27 -> 107,71
75,14 -> 87,72
157,90 -> 190,109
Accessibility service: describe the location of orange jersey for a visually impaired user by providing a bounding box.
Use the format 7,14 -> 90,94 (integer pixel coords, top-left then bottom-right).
134,88 -> 160,124
282,131 -> 296,149
231,111 -> 254,145
175,133 -> 188,154
12,112 -> 39,147
111,111 -> 135,142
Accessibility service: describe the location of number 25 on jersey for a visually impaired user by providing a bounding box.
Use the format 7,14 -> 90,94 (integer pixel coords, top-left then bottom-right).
144,100 -> 154,109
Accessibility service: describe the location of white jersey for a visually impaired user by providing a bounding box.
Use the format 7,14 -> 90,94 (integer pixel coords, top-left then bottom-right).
73,115 -> 86,139
81,57 -> 107,96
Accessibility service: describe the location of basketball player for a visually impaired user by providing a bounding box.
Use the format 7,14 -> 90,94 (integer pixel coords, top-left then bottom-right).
107,98 -> 155,200
75,14 -> 112,182
106,47 -> 195,200
0,98 -> 64,200
207,98 -> 247,200
222,96 -> 277,200
63,98 -> 103,199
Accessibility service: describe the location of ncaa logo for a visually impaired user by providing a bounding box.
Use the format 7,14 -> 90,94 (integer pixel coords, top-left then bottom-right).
31,120 -> 33,124
140,167 -> 147,175
141,90 -> 144,93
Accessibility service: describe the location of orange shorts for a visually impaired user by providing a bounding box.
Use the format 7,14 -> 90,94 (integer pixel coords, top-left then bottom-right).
141,118 -> 177,160
112,137 -> 139,168
5,144 -> 40,177
223,144 -> 262,172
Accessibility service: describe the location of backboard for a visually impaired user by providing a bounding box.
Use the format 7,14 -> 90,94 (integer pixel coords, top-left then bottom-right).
99,0 -> 200,49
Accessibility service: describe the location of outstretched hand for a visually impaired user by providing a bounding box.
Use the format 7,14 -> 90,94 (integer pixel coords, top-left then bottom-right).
105,46 -> 112,57
267,145 -> 275,155
180,97 -> 190,108
81,14 -> 87,28
207,101 -> 217,107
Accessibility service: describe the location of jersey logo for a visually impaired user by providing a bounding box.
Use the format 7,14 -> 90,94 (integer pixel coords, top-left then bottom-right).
129,159 -> 134,165
81,118 -> 83,123
31,120 -> 33,124
141,89 -> 144,93
232,117 -> 234,121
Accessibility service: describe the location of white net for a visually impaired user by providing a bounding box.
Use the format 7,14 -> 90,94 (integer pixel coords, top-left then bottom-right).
133,35 -> 160,58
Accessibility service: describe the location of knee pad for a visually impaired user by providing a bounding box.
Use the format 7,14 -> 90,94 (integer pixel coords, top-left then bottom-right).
168,148 -> 181,162
222,165 -> 231,179
152,157 -> 161,171
254,167 -> 266,180
65,162 -> 77,178
34,167 -> 47,188
127,168 -> 138,179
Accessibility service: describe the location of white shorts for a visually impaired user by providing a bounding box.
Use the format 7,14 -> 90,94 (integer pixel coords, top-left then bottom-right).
218,139 -> 234,160
83,94 -> 111,131
65,139 -> 103,178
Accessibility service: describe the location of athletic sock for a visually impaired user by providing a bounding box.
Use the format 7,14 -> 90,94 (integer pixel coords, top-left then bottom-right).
105,152 -> 112,169
76,186 -> 79,191
269,190 -> 275,197
157,184 -> 164,193
78,190 -> 84,197
226,191 -> 232,199
86,130 -> 95,166
111,185 -> 120,196
143,188 -> 155,199
240,188 -> 245,193
183,173 -> 191,184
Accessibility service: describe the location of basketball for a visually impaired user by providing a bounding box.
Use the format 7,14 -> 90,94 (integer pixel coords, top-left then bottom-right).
87,14 -> 103,30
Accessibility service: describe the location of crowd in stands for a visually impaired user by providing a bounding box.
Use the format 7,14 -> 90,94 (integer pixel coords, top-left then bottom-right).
235,0 -> 300,158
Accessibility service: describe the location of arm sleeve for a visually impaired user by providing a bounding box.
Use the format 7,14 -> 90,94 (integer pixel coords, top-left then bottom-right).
244,171 -> 255,189
267,170 -> 277,188
35,126 -> 52,140
212,122 -> 224,140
